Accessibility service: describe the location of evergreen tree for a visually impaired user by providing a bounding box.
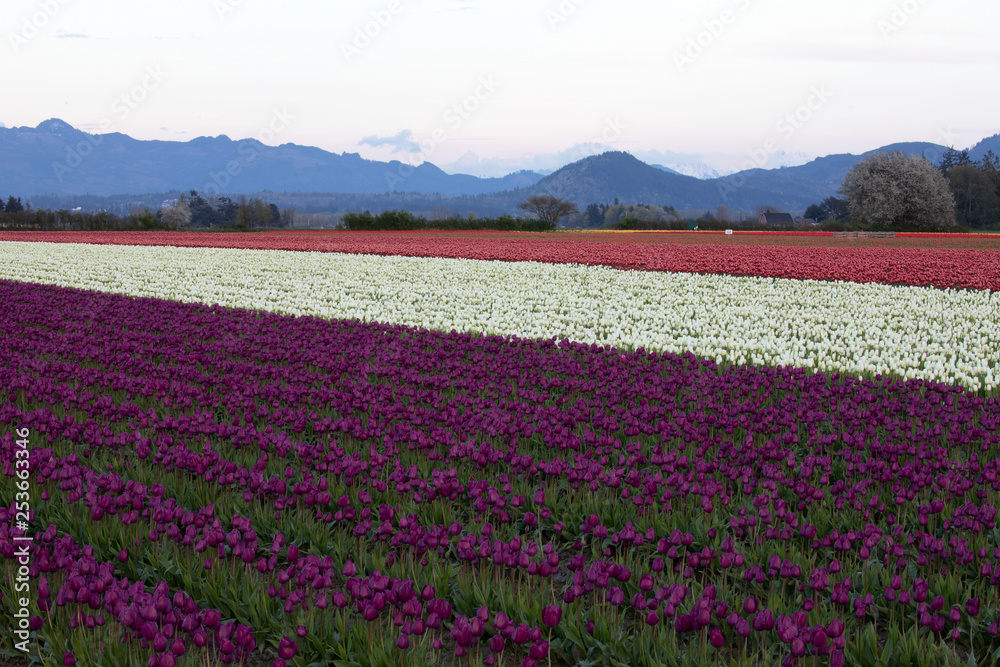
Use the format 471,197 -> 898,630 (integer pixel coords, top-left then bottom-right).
584,203 -> 603,227
187,192 -> 220,227
804,204 -> 826,221
5,196 -> 24,213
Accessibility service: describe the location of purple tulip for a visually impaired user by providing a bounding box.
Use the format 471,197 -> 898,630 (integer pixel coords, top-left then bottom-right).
277,637 -> 297,660
529,640 -> 549,660
753,609 -> 775,632
542,605 -> 562,628
949,606 -> 962,623
203,610 -> 221,629
966,598 -> 980,617
490,635 -> 505,653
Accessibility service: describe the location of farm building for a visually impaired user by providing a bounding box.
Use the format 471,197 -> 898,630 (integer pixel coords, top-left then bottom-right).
759,212 -> 795,225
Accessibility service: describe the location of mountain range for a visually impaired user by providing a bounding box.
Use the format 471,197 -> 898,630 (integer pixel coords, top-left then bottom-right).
0,119 -> 542,198
2,119 -> 997,213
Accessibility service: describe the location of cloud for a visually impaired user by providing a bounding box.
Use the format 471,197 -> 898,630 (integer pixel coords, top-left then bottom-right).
54,30 -> 101,40
440,143 -> 624,178
358,129 -> 421,153
421,0 -> 481,13
743,40 -> 1000,65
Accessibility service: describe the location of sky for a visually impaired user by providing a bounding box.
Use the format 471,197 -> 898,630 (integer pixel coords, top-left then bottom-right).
3,0 -> 999,176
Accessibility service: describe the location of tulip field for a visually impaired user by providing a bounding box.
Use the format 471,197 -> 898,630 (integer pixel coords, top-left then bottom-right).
2,230 -> 1000,291
1,231 -> 999,667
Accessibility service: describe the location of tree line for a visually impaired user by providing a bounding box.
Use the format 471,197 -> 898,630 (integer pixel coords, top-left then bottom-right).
0,206 -> 162,231
0,191 -> 290,231
582,202 -> 681,227
342,209 -> 552,232
161,192 -> 286,229
803,149 -> 1000,232
939,149 -> 1000,229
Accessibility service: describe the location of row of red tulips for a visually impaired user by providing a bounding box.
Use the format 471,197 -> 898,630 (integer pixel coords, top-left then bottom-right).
1,230 -> 998,291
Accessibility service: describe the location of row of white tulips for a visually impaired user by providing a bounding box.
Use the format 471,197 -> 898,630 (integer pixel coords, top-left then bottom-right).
1,241 -> 997,392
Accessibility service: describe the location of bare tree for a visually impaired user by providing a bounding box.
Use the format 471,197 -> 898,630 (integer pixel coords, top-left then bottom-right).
280,207 -> 297,228
518,196 -> 578,229
252,198 -> 273,227
840,151 -> 957,230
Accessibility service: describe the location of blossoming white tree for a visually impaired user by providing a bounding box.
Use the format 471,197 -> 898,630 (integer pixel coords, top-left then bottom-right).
840,151 -> 957,231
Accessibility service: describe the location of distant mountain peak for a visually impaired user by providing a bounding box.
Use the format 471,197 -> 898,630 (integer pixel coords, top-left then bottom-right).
36,118 -> 82,136
583,150 -> 639,163
653,162 -> 722,180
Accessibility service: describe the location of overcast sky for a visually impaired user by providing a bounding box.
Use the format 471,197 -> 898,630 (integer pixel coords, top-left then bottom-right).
4,0 -> 999,175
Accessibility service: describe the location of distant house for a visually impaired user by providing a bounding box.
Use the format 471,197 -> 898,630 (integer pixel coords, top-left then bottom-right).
795,218 -> 820,226
759,212 -> 794,225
